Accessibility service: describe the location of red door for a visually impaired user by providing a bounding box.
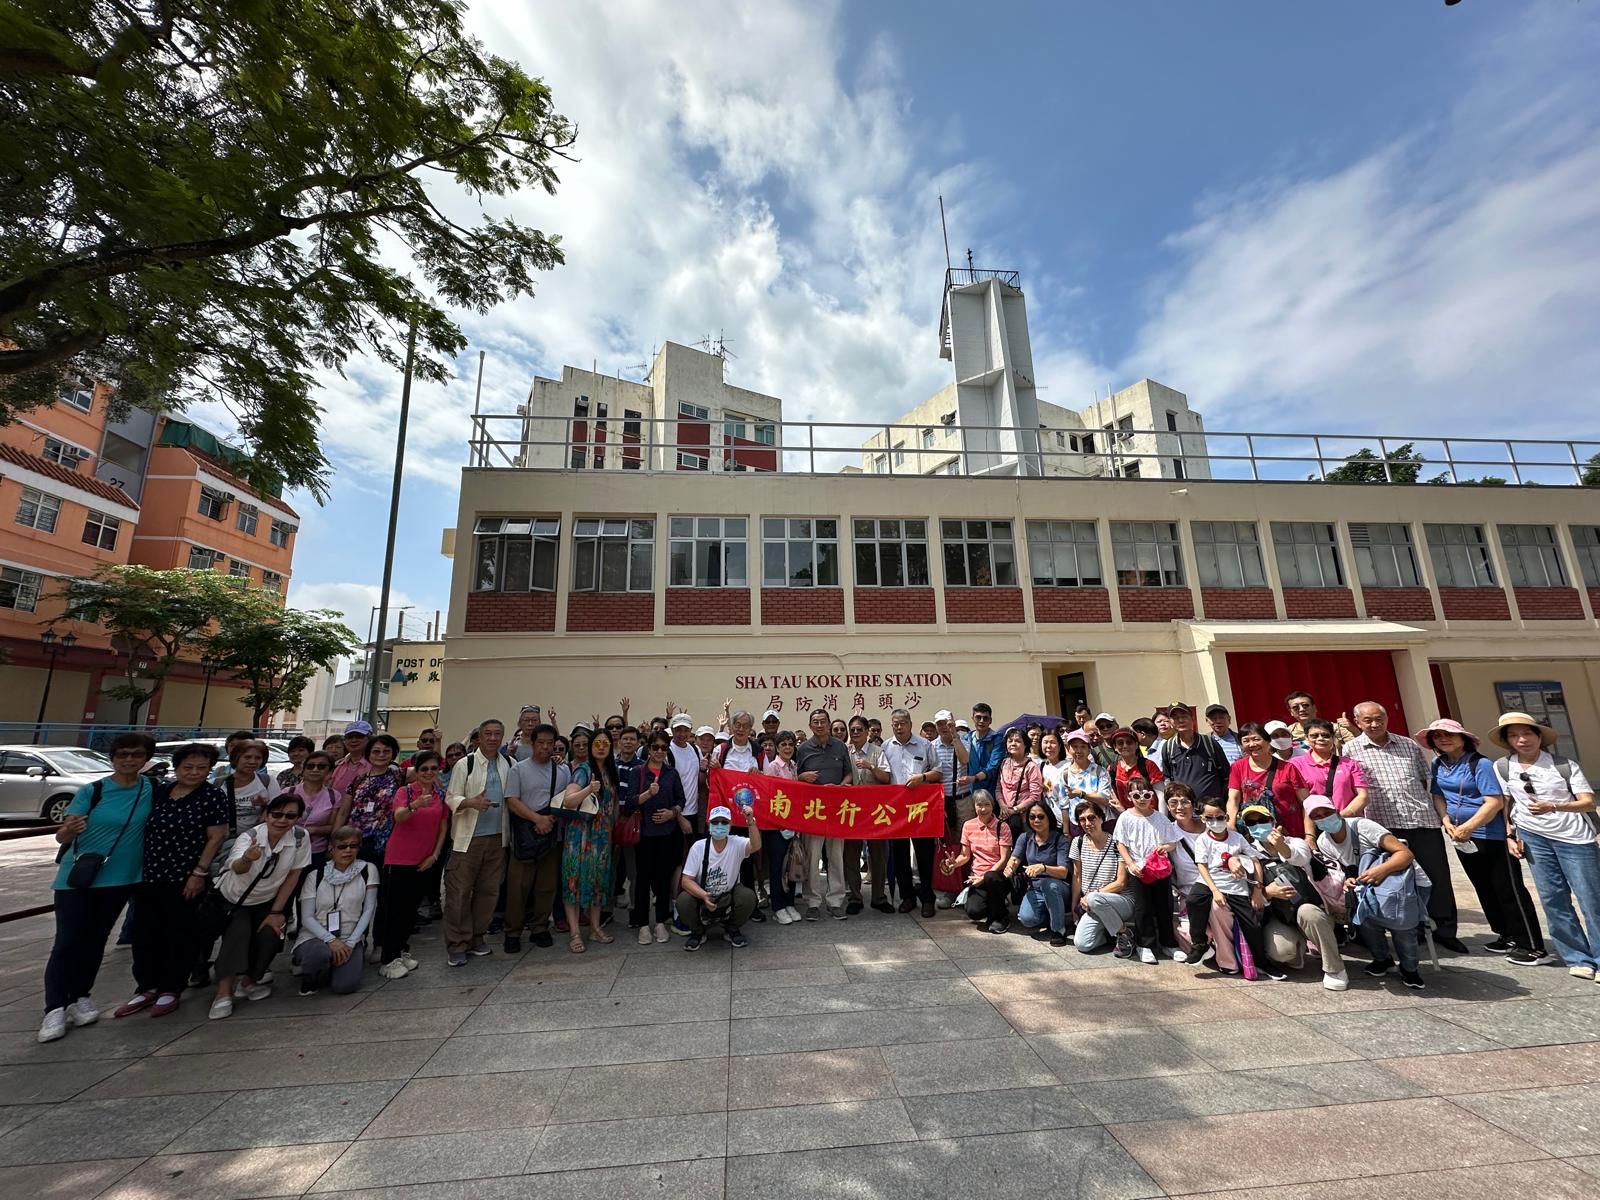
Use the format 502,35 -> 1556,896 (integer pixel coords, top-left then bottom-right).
1225,649 -> 1407,733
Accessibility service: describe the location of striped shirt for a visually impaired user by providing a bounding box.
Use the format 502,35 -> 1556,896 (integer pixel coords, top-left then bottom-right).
1348,732 -> 1436,829
1071,834 -> 1122,892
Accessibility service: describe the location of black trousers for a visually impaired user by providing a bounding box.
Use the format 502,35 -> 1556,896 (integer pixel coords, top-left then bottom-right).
378,865 -> 425,964
44,884 -> 135,1011
131,880 -> 202,995
891,837 -> 938,904
633,834 -> 680,926
1125,875 -> 1174,949
1185,884 -> 1269,966
964,868 -> 1011,923
1392,826 -> 1458,938
1455,837 -> 1545,950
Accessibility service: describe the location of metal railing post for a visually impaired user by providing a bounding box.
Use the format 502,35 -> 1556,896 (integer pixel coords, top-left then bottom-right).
1379,437 -> 1392,483
1507,441 -> 1523,485
1313,435 -> 1325,480
1444,439 -> 1459,483
1246,434 -> 1259,481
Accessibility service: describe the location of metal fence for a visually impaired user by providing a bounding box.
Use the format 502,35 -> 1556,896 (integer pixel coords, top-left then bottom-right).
2,723 -> 306,751
468,413 -> 1600,487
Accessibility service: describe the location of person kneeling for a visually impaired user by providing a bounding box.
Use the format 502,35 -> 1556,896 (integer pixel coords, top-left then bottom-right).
1242,805 -> 1348,992
1004,800 -> 1072,945
951,791 -> 1013,932
293,827 -> 378,996
1183,800 -> 1284,980
1070,803 -> 1134,952
676,803 -> 761,950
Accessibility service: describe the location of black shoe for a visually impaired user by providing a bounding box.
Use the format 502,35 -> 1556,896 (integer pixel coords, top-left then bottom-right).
1508,947 -> 1558,966
749,909 -> 766,923
897,898 -> 916,914
727,928 -> 748,948
503,936 -> 521,954
1483,937 -> 1515,954
1183,942 -> 1213,966
531,930 -> 553,949
1400,969 -> 1426,990
487,917 -> 504,935
1363,958 -> 1394,978
685,933 -> 704,952
1260,963 -> 1289,981
1050,931 -> 1069,947
1436,936 -> 1470,954
427,902 -> 444,920
921,901 -> 936,918
872,899 -> 895,914
846,899 -> 864,915
987,919 -> 1009,935
1031,925 -> 1052,939
299,982 -> 316,996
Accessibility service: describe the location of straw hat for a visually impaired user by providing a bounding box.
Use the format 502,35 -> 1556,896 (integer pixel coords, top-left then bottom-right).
1489,712 -> 1557,750
1416,718 -> 1479,752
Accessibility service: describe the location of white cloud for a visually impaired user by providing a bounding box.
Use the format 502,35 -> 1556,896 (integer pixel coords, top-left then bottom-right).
286,580 -> 439,650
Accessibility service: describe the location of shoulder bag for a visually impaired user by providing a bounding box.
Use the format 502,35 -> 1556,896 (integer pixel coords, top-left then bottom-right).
510,761 -> 562,862
63,778 -> 148,888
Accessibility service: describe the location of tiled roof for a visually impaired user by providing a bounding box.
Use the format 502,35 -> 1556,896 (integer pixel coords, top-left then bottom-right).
179,449 -> 300,519
0,442 -> 140,510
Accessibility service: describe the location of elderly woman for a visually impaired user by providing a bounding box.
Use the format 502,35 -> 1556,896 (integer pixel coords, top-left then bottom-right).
38,733 -> 157,1044
336,733 -> 406,866
294,826 -> 379,995
1003,799 -> 1072,944
210,792 -> 312,1019
1069,802 -> 1133,952
1422,717 -> 1550,966
996,728 -> 1043,841
1290,719 -> 1368,818
1492,712 -> 1600,980
949,791 -> 1013,931
221,738 -> 272,841
114,743 -> 229,1020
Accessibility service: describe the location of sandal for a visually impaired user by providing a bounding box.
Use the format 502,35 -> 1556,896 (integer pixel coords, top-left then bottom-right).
588,928 -> 614,944
113,991 -> 156,1018
568,933 -> 586,954
149,993 -> 180,1018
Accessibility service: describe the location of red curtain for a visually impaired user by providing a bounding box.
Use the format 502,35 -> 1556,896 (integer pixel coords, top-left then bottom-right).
1225,649 -> 1407,733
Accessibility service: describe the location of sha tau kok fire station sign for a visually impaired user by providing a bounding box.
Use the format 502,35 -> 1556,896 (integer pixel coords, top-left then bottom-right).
731,669 -> 956,717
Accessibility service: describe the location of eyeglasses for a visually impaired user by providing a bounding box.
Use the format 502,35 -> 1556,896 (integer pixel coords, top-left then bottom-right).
605,724 -> 625,733
1079,812 -> 1101,822
266,810 -> 298,821
332,842 -> 359,850
1028,812 -> 1049,821
304,763 -> 329,770
418,764 -> 441,772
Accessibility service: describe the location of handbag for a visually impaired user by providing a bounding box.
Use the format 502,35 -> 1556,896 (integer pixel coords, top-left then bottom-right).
614,808 -> 642,847
62,778 -> 147,889
1136,848 -> 1173,884
509,762 -> 562,863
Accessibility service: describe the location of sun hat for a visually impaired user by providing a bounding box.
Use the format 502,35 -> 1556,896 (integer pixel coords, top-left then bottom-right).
1417,718 -> 1479,752
1489,711 -> 1557,750
1064,729 -> 1091,745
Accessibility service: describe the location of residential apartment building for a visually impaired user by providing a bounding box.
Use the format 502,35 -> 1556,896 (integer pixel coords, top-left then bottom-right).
0,379 -> 298,732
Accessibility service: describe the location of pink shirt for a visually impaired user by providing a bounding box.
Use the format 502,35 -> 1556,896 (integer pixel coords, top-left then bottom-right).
764,758 -> 797,781
1290,752 -> 1369,810
293,786 -> 338,854
384,782 -> 449,866
961,816 -> 1013,877
996,757 -> 1043,815
330,755 -> 366,801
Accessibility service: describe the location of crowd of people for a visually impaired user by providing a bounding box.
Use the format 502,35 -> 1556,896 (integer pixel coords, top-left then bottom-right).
35,692 -> 1600,1046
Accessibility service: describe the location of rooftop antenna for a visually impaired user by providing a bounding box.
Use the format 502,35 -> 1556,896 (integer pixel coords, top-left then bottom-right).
966,248 -> 974,271
938,195 -> 952,271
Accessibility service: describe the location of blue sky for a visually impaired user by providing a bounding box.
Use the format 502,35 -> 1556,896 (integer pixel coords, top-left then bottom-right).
236,1 -> 1600,652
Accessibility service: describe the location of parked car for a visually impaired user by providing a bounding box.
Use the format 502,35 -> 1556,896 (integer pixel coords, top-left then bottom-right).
0,746 -> 115,824
144,738 -> 290,782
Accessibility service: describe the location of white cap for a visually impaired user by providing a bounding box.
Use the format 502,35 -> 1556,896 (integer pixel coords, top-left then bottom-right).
1094,712 -> 1116,725
693,725 -> 714,737
669,714 -> 693,730
1264,720 -> 1291,735
955,718 -> 970,730
709,805 -> 733,823
933,709 -> 953,722
761,709 -> 781,722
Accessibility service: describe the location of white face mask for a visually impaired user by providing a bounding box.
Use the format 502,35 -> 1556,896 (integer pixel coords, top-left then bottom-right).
1270,737 -> 1294,752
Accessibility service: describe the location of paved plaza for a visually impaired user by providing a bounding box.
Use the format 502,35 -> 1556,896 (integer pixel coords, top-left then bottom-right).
2,838 -> 1599,1200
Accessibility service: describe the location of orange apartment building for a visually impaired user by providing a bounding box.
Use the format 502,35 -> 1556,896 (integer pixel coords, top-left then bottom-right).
0,375 -> 299,734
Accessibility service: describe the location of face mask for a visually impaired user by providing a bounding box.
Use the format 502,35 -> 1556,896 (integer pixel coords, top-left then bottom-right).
1270,737 -> 1294,752
708,822 -> 731,839
1247,823 -> 1274,841
1203,817 -> 1229,833
781,828 -> 796,841
1314,814 -> 1343,834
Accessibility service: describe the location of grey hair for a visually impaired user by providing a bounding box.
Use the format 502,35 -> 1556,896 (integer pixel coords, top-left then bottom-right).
1352,701 -> 1386,717
731,710 -> 753,725
478,718 -> 505,732
971,788 -> 996,807
890,708 -> 911,721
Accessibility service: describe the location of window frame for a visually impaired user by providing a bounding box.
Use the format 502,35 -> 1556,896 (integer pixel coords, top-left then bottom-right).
81,510 -> 120,551
1026,520 -> 1103,588
0,565 -> 42,612
228,559 -> 252,579
1110,520 -> 1185,587
235,501 -> 259,536
1191,521 -> 1267,588
269,519 -> 292,548
472,517 -> 560,593
572,518 -> 654,593
1349,522 -> 1421,588
940,519 -> 1017,588
187,545 -> 222,570
59,382 -> 93,412
668,516 -> 748,589
1573,526 -> 1600,588
1270,521 -> 1346,588
41,437 -> 77,467
761,517 -> 840,588
1425,523 -> 1497,588
1497,524 -> 1568,587
852,518 -> 930,588
15,487 -> 60,533
197,486 -> 229,521
260,570 -> 284,592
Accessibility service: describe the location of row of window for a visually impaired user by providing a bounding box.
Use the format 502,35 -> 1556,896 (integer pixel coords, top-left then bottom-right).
471,515 -> 1600,595
14,488 -> 122,552
186,546 -> 283,591
196,486 -> 292,547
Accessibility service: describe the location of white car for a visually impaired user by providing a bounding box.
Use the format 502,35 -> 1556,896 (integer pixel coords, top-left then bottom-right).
145,738 -> 290,781
0,746 -> 115,824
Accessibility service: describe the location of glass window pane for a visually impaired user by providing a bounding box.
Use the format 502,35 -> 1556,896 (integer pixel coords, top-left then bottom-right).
575,519 -> 599,537
725,518 -> 745,538
993,542 -> 1015,586
532,540 -> 557,591
475,517 -> 504,534
764,542 -> 786,586
696,517 -> 718,538
632,520 -> 653,538
965,521 -> 987,540
880,544 -> 905,587
1030,542 -> 1053,586
725,542 -> 747,586
941,520 -> 962,540
816,520 -> 836,539
503,538 -> 533,591
943,543 -> 965,586
600,541 -> 628,591
854,520 -> 874,540
906,542 -> 930,586
967,543 -> 992,586
816,542 -> 839,586
763,518 -> 784,540
788,541 -> 814,586
670,541 -> 693,586
1080,544 -> 1102,585
992,521 -> 1011,539
880,520 -> 901,540
855,542 -> 877,586
574,543 -> 596,591
474,539 -> 499,590
695,542 -> 717,587
628,543 -> 651,590
790,519 -> 810,538
905,521 -> 925,540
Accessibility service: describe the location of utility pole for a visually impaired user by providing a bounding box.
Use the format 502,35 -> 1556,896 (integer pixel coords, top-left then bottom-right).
366,312 -> 418,729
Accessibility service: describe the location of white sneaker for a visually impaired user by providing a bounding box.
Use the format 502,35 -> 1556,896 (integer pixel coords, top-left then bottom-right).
1137,947 -> 1158,965
774,908 -> 794,925
241,983 -> 271,1002
38,1008 -> 68,1043
1323,971 -> 1349,992
257,971 -> 274,985
378,960 -> 411,980
400,952 -> 419,971
208,997 -> 233,1021
1167,947 -> 1187,961
784,907 -> 802,923
1570,965 -> 1596,980
66,997 -> 98,1026
638,926 -> 654,946
653,923 -> 670,944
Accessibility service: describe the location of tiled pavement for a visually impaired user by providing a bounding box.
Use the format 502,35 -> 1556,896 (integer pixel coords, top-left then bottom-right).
2,875 -> 1600,1199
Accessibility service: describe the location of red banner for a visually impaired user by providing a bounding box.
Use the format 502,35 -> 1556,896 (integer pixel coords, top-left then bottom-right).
708,766 -> 944,840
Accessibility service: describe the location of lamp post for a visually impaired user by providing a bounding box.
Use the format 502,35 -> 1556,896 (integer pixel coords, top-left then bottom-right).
33,629 -> 77,743
196,653 -> 220,733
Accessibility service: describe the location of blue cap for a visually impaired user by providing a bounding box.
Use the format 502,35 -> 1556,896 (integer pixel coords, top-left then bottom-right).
344,720 -> 373,735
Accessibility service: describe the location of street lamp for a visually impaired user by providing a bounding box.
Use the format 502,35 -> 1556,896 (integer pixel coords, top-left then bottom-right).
34,628 -> 78,743
196,653 -> 220,733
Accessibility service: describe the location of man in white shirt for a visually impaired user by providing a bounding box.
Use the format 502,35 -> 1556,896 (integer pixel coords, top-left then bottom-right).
847,715 -> 890,913
715,710 -> 763,773
677,803 -> 761,950
879,708 -> 944,917
667,714 -> 702,831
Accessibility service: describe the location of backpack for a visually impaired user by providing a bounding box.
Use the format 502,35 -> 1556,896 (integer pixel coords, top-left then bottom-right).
1493,755 -> 1600,835
1352,843 -> 1430,931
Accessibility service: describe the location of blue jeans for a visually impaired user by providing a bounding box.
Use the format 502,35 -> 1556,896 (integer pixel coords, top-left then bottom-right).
1073,890 -> 1134,951
1017,877 -> 1069,933
1519,830 -> 1600,969
1356,917 -> 1420,973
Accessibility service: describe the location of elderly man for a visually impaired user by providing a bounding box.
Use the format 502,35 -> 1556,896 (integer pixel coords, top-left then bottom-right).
1347,701 -> 1464,952
795,708 -> 855,921
931,709 -> 972,908
1285,691 -> 1356,751
880,708 -> 944,917
1155,702 -> 1232,804
847,714 -> 890,912
444,717 -> 515,966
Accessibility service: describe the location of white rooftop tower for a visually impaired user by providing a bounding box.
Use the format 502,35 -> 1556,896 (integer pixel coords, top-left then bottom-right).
938,264 -> 1042,476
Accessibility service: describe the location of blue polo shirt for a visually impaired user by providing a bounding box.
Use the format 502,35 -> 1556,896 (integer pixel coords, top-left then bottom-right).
1432,754 -> 1507,841
53,777 -> 153,890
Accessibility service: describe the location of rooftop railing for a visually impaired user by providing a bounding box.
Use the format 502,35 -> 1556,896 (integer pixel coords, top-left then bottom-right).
467,413 -> 1600,488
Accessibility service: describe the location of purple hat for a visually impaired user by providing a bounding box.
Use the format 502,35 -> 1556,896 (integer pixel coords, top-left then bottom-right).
1064,729 -> 1092,745
1417,718 -> 1479,752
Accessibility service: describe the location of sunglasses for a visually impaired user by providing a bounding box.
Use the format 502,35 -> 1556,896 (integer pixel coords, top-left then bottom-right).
1079,812 -> 1101,821
1028,812 -> 1049,820
1518,772 -> 1537,797
332,842 -> 359,850
266,810 -> 298,820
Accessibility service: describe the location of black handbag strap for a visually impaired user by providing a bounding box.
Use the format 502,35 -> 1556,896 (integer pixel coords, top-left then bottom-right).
67,777 -> 145,867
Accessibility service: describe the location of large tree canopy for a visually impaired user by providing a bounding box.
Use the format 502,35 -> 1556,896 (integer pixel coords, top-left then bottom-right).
0,0 -> 571,499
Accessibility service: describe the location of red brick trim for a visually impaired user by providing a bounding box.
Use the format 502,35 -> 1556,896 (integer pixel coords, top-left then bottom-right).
760,587 -> 845,626
1360,587 -> 1437,622
1281,587 -> 1359,620
1438,587 -> 1512,621
1589,587 -> 1600,620
566,592 -> 654,632
943,587 -> 1024,623
1031,587 -> 1113,623
666,587 -> 750,626
1117,586 -> 1195,623
853,586 -> 936,624
1513,586 -> 1585,621
463,591 -> 556,633
1199,588 -> 1277,620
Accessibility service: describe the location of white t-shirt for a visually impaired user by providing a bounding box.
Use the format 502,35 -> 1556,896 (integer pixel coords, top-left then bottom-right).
1315,817 -> 1392,869
1499,753 -> 1596,845
670,741 -> 702,815
1113,808 -> 1178,867
721,741 -> 760,773
683,834 -> 751,898
1194,830 -> 1258,896
1169,825 -> 1206,890
218,823 -> 312,903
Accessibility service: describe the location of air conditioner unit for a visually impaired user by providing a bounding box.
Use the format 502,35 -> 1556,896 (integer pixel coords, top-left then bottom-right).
940,412 -> 956,426
71,447 -> 93,460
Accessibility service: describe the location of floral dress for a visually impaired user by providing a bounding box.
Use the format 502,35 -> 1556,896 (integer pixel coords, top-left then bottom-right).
561,763 -> 616,908
348,767 -> 405,859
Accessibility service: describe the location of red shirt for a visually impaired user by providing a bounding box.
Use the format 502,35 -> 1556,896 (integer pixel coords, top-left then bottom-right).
384,782 -> 449,866
1113,758 -> 1165,807
1228,756 -> 1308,837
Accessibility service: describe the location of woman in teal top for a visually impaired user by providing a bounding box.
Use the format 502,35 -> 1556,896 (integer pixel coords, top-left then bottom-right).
39,732 -> 157,1045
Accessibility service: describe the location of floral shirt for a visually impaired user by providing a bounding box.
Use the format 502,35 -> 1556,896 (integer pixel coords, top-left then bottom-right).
347,767 -> 405,851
